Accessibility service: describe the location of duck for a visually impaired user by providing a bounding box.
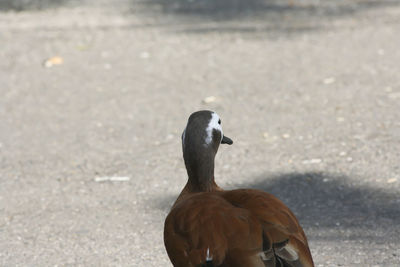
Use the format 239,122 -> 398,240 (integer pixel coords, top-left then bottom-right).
164,110 -> 314,267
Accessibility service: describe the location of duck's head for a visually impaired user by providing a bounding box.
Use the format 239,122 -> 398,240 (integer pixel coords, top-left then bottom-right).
182,110 -> 232,183
182,110 -> 233,153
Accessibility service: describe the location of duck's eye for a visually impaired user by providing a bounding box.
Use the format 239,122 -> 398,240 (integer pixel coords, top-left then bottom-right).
218,119 -> 221,124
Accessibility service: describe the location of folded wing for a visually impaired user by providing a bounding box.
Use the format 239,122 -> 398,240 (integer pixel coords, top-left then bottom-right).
164,189 -> 314,267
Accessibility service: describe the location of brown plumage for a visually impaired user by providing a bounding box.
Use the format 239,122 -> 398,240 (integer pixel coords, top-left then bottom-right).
164,111 -> 314,267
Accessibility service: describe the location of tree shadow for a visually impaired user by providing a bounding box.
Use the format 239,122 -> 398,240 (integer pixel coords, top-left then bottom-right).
0,0 -> 70,12
139,0 -> 399,35
145,0 -> 397,19
243,172 -> 400,242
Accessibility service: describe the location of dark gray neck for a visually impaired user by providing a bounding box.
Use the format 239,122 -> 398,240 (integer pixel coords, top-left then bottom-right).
183,148 -> 216,192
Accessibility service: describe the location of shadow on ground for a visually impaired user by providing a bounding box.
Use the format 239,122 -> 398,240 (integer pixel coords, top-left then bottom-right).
155,172 -> 400,242
139,0 -> 399,35
145,0 -> 397,18
0,0 -> 70,11
244,172 -> 400,240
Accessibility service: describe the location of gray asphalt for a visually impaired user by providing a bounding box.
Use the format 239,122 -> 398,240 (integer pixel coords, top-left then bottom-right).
1,0 -> 399,266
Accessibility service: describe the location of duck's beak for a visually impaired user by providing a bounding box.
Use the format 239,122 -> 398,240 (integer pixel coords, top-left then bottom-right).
221,135 -> 233,145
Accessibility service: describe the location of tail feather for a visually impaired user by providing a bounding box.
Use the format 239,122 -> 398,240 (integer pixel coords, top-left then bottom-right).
261,255 -> 301,267
261,234 -> 304,267
198,260 -> 214,267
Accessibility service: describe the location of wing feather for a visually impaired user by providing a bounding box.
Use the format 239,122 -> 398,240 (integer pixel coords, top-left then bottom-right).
164,189 -> 314,267
164,192 -> 262,267
222,189 -> 314,267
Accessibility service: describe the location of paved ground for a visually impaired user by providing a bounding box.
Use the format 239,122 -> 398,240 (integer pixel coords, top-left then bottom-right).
1,0 -> 400,266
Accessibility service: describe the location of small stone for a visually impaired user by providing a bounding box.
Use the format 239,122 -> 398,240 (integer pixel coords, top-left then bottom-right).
323,77 -> 335,84
263,135 -> 278,143
302,158 -> 322,164
336,117 -> 345,122
94,177 -> 109,182
388,92 -> 400,99
43,56 -> 64,68
282,133 -> 290,139
339,151 -> 347,156
203,96 -> 217,103
387,178 -> 397,184
110,176 -> 130,181
140,52 -> 150,59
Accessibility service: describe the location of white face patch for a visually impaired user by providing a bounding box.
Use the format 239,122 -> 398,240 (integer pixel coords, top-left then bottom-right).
205,112 -> 223,145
